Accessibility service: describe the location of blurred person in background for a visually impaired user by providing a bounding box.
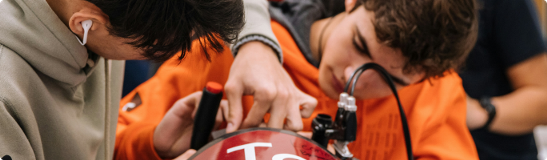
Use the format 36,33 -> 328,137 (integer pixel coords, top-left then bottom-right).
533,1 -> 547,159
463,0 -> 547,159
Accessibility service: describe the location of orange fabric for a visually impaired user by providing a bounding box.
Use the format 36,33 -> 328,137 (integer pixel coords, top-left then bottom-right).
114,41 -> 254,159
271,21 -> 478,159
114,20 -> 478,160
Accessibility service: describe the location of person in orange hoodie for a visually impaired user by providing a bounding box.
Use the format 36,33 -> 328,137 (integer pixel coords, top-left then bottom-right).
115,0 -> 480,159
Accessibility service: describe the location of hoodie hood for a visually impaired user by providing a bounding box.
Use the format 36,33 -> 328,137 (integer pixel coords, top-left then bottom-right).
0,0 -> 89,86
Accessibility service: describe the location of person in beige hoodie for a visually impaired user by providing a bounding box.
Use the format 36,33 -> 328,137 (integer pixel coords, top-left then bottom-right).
0,0 -> 316,159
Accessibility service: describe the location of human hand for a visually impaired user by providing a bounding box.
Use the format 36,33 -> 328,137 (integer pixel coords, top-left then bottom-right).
297,131 -> 313,139
153,92 -> 228,158
466,96 -> 488,130
173,149 -> 197,160
225,41 -> 317,132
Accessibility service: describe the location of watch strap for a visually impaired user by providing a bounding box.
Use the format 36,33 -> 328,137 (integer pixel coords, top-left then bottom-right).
479,97 -> 497,130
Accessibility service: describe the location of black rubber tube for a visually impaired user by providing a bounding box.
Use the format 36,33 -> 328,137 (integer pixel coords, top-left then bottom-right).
190,86 -> 223,150
344,63 -> 414,160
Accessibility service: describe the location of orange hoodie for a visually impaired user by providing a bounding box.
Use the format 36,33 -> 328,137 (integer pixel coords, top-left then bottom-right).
114,20 -> 478,160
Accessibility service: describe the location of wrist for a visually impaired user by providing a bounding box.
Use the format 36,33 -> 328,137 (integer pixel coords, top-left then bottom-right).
232,35 -> 283,63
467,97 -> 489,130
236,41 -> 279,62
479,97 -> 497,130
476,106 -> 489,128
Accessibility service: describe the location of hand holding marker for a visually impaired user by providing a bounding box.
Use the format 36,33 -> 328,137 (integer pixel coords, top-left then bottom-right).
190,82 -> 224,150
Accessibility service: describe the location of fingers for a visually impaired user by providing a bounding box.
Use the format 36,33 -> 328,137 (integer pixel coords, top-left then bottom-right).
173,91 -> 202,118
154,91 -> 202,158
173,149 -> 196,160
240,88 -> 276,129
240,99 -> 271,129
225,83 -> 244,133
184,91 -> 203,119
266,89 -> 288,129
214,100 -> 229,130
185,91 -> 204,106
297,131 -> 313,139
225,87 -> 314,132
268,89 -> 314,131
299,92 -> 318,118
327,143 -> 335,153
283,97 -> 304,131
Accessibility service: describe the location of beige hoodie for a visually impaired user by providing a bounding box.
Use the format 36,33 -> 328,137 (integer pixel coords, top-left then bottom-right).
0,0 -> 124,159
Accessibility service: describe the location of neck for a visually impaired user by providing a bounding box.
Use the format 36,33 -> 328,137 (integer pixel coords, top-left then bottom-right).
310,13 -> 345,62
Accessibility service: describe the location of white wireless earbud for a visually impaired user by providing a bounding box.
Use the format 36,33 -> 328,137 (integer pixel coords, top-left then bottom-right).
77,20 -> 93,45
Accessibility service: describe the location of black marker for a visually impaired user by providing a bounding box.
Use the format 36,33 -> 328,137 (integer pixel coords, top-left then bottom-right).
190,82 -> 224,150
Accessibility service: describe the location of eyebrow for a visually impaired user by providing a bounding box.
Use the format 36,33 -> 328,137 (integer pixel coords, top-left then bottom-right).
353,26 -> 410,86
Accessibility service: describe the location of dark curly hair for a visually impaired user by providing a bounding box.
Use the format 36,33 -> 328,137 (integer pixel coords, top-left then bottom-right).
86,0 -> 245,62
355,0 -> 478,78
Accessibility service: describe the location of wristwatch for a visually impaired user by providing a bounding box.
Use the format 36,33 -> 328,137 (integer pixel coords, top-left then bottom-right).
479,97 -> 497,130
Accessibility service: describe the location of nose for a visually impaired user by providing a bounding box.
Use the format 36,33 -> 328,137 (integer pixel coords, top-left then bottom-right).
343,63 -> 372,93
343,66 -> 355,86
344,64 -> 366,90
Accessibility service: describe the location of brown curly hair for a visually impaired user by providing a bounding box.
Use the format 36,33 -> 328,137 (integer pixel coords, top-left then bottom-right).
355,0 -> 478,78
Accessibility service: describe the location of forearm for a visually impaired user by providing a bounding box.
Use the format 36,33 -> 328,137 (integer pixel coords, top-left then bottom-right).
233,0 -> 282,62
489,86 -> 547,135
238,0 -> 278,45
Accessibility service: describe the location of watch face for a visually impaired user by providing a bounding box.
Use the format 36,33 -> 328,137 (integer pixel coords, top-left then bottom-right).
190,128 -> 336,160
485,104 -> 495,112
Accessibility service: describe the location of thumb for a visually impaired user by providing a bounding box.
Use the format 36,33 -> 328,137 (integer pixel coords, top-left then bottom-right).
299,92 -> 317,118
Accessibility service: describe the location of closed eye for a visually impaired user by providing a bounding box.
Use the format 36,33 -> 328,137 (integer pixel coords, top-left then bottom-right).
353,26 -> 410,86
352,26 -> 372,59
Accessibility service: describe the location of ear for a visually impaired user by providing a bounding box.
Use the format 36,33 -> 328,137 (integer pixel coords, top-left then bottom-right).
345,0 -> 357,13
68,10 -> 108,36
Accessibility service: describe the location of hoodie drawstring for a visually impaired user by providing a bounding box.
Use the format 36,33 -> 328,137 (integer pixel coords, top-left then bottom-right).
104,59 -> 112,160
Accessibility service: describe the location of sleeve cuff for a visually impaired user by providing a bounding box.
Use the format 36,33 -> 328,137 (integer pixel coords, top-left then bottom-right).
231,34 -> 283,63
